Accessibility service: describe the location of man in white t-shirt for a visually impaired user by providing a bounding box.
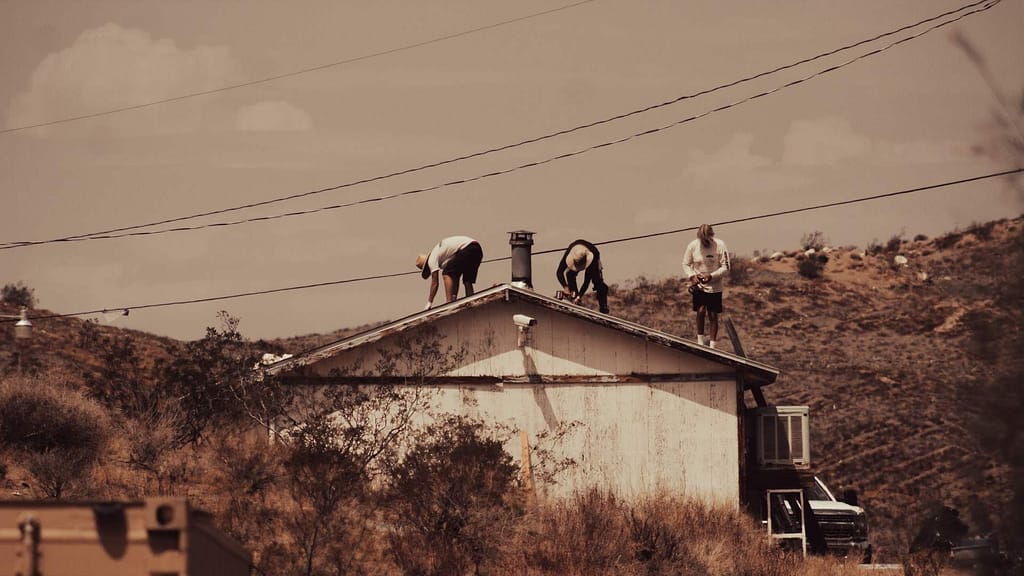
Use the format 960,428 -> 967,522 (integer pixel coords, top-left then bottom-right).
681,224 -> 730,348
415,235 -> 483,309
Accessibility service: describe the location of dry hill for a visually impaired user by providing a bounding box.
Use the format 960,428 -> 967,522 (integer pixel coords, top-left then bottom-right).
608,217 -> 1023,560
1,216 -> 1020,566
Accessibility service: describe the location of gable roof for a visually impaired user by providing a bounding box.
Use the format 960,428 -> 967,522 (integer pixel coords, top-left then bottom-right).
261,283 -> 779,387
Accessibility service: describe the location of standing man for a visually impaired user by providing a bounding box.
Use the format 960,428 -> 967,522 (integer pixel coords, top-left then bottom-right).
415,235 -> 483,309
682,224 -> 730,348
556,239 -> 610,314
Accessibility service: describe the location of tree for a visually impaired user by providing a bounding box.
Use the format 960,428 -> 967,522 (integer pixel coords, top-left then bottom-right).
386,415 -> 522,576
0,282 -> 36,308
157,311 -> 264,444
260,325 -> 463,575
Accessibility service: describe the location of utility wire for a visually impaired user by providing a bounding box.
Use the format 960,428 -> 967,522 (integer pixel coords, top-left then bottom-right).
5,167 -> 1019,324
0,0 -> 598,136
1,0 -> 1001,251
0,0 -> 998,249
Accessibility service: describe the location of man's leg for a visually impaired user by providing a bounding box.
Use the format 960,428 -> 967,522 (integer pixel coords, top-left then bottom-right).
707,311 -> 719,348
696,307 -> 707,345
443,274 -> 458,302
463,281 -> 474,297
590,267 -> 610,313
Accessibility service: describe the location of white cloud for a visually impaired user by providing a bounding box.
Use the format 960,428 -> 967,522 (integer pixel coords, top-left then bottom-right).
6,23 -> 242,137
684,133 -> 772,182
781,116 -> 968,166
782,117 -> 871,166
234,100 -> 313,132
874,139 -> 969,164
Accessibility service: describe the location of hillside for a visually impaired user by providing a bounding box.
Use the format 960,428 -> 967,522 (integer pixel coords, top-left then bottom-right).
1,216 -> 1020,566
608,217 -> 1023,560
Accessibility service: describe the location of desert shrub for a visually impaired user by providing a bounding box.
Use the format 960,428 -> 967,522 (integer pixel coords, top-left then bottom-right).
729,255 -> 752,286
79,320 -> 173,421
509,491 -> 816,576
801,231 -> 827,252
967,220 -> 997,240
518,489 -> 631,573
0,374 -> 110,497
797,254 -> 827,279
0,282 -> 35,308
886,233 -> 904,253
934,229 -> 964,250
386,415 -> 522,576
913,233 -> 929,242
156,312 -> 264,443
867,239 -> 884,255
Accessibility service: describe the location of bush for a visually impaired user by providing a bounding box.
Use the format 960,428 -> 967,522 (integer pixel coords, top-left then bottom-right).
801,231 -> 827,252
0,374 -> 110,497
0,282 -> 35,308
967,220 -> 996,240
886,233 -> 904,253
509,491 -> 812,575
729,256 -> 752,286
797,255 -> 827,279
386,415 -> 522,575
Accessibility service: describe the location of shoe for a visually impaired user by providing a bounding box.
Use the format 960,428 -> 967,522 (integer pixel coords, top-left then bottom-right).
600,308 -> 610,314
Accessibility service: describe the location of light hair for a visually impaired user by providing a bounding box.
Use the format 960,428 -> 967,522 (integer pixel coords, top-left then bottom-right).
698,224 -> 714,245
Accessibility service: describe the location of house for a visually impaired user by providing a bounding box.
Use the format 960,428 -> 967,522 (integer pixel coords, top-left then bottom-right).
262,233 -> 780,506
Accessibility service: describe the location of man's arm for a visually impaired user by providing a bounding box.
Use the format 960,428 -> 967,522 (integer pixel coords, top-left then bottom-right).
426,270 -> 440,309
681,242 -> 699,282
555,252 -> 570,291
709,241 -> 731,280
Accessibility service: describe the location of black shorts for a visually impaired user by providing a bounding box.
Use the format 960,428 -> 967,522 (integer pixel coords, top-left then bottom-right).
443,241 -> 483,284
692,289 -> 723,313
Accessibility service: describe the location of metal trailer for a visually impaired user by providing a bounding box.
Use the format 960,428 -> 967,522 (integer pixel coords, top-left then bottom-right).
0,497 -> 250,576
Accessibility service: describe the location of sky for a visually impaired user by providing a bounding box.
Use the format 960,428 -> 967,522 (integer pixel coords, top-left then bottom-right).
1,0 -> 1023,341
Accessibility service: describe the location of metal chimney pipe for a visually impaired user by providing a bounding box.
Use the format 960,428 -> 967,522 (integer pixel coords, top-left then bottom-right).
508,230 -> 534,289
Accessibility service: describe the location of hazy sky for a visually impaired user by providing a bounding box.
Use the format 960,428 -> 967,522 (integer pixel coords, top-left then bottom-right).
2,0 -> 1022,341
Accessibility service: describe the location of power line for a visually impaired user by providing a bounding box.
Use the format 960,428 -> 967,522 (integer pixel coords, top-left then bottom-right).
5,167 -> 1019,324
0,0 -> 598,136
0,0 -> 998,249
4,0 -> 1002,251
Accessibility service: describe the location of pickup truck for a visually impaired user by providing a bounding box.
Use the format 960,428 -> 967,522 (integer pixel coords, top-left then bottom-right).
806,476 -> 872,562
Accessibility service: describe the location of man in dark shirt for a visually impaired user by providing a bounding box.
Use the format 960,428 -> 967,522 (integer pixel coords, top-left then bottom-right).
556,239 -> 610,314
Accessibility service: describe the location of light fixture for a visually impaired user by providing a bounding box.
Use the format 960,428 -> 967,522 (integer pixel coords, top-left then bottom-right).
14,307 -> 32,340
1,306 -> 33,340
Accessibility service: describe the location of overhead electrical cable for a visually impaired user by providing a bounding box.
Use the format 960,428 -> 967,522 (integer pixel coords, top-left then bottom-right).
0,0 -> 998,249
0,0 -> 1001,251
0,0 -> 598,136
4,166 -> 1019,324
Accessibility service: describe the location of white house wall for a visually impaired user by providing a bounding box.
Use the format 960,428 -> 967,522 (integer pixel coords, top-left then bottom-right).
301,299 -> 741,504
311,301 -> 728,378
431,379 -> 739,503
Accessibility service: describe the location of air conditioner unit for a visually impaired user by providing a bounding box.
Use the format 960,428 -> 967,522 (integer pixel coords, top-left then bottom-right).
755,406 -> 810,468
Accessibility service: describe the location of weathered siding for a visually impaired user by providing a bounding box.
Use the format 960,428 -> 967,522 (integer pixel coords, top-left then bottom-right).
312,301 -> 728,378
431,379 -> 739,503
302,300 -> 741,503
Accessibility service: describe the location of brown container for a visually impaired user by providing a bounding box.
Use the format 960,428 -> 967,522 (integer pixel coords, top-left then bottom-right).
0,497 -> 250,575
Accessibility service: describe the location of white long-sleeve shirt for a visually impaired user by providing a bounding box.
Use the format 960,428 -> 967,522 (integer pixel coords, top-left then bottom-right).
682,238 -> 730,293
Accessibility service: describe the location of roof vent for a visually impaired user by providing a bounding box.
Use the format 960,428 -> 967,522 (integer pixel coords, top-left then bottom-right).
508,230 -> 534,289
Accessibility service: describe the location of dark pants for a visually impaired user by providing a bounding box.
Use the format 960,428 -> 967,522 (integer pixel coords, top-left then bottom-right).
567,263 -> 609,313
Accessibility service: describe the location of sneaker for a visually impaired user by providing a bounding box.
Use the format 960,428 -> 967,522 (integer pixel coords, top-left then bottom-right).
709,340 -> 717,349
697,335 -> 707,346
